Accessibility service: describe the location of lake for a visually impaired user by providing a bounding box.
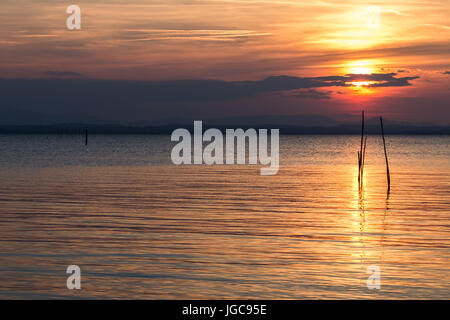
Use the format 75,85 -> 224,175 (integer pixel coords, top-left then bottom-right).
0,134 -> 449,299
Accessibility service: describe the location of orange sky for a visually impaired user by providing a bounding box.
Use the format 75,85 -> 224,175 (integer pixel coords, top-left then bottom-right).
0,0 -> 449,124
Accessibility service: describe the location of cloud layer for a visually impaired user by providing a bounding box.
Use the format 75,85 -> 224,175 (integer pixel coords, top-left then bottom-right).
0,72 -> 428,125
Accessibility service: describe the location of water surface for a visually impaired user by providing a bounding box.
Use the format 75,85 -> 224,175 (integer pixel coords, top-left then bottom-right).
0,134 -> 449,299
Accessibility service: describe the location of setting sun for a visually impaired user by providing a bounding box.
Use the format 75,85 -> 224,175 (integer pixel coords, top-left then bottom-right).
349,67 -> 372,75
347,81 -> 376,87
347,61 -> 375,74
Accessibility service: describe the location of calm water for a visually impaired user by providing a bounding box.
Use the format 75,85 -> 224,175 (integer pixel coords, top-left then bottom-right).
0,134 -> 449,299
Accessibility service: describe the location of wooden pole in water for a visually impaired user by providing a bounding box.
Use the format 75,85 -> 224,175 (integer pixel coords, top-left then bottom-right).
358,110 -> 365,190
361,135 -> 367,187
380,117 -> 390,193
85,128 -> 88,146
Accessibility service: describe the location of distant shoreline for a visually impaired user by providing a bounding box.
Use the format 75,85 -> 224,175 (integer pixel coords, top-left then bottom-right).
0,124 -> 449,135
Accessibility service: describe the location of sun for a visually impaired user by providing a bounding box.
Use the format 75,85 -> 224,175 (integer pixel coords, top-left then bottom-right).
345,61 -> 377,93
350,66 -> 372,75
348,81 -> 376,87
347,61 -> 374,74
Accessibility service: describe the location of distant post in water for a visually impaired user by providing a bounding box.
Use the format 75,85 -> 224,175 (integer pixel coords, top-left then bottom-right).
85,128 -> 88,146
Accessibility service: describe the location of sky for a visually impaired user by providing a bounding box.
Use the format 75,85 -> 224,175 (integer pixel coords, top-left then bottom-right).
0,0 -> 449,125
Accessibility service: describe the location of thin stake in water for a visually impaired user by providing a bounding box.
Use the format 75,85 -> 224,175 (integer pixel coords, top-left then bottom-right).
380,117 -> 390,193
358,110 -> 366,191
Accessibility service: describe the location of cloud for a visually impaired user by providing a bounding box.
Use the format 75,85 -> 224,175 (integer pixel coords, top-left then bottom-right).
313,73 -> 419,88
443,71 -> 450,75
1,73 -> 419,106
290,89 -> 332,99
120,29 -> 272,42
47,71 -> 83,78
423,24 -> 450,30
0,73 -> 420,124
